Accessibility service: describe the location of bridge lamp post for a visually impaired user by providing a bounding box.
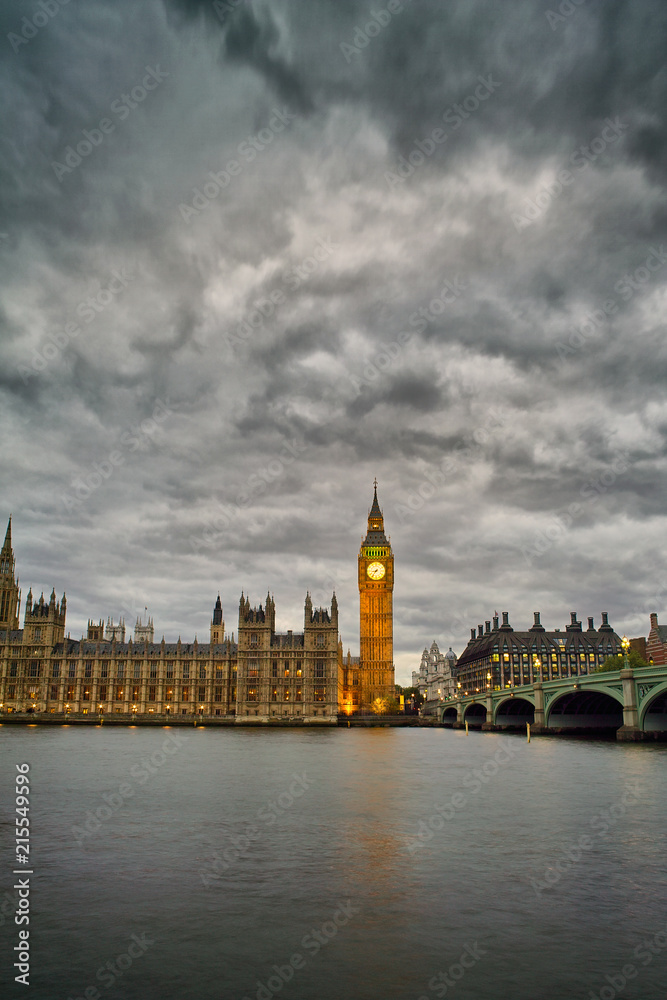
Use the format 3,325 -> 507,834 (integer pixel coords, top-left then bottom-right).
621,635 -> 630,669
486,671 -> 491,690
533,656 -> 542,682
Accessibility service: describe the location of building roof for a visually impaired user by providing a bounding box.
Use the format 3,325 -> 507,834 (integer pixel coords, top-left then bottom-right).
363,482 -> 389,546
456,618 -> 619,669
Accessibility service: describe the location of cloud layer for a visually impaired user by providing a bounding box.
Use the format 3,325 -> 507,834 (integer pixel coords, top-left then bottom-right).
1,0 -> 666,682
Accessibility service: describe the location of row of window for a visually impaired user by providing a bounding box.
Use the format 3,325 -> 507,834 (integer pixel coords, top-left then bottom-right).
249,633 -> 327,647
4,662 -> 231,680
459,662 -> 597,689
5,684 -> 234,703
4,658 -> 335,679
247,686 -> 327,702
493,650 -> 611,661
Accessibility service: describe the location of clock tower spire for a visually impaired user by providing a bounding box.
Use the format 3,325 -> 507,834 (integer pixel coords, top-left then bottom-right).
358,481 -> 394,711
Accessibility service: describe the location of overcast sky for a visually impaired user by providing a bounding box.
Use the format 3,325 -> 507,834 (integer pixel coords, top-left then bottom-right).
1,0 -> 666,684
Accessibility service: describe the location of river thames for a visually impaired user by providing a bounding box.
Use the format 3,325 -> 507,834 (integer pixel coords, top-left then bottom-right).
1,725 -> 666,1000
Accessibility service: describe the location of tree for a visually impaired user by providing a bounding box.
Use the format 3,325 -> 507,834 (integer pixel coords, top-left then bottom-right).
371,696 -> 400,715
400,685 -> 424,708
596,648 -> 648,672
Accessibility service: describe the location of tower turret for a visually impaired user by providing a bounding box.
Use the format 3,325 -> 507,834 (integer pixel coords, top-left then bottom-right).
211,594 -> 225,644
0,517 -> 20,631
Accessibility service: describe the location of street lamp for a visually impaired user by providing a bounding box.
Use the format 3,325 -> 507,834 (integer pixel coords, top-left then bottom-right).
486,671 -> 491,690
621,635 -> 630,670
132,703 -> 137,722
533,655 -> 542,682
98,702 -> 103,723
65,702 -> 70,716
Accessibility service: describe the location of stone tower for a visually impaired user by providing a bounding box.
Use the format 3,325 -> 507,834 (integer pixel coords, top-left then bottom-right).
0,517 -> 20,631
210,594 -> 225,644
23,586 -> 66,647
358,481 -> 395,709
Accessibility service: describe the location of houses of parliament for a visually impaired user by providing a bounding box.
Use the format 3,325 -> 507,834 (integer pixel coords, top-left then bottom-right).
0,485 -> 395,721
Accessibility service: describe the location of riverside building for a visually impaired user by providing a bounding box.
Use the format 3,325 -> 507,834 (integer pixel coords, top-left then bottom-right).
0,486 -> 395,720
454,611 -> 622,694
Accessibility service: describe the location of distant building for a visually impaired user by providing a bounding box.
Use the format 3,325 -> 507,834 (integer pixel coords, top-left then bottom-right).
412,641 -> 457,702
0,485 -> 395,719
647,613 -> 667,666
454,611 -> 622,693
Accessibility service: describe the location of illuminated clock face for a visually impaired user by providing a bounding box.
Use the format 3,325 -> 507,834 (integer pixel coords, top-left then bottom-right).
367,561 -> 385,580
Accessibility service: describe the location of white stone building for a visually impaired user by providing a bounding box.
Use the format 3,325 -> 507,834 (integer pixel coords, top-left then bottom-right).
412,640 -> 457,703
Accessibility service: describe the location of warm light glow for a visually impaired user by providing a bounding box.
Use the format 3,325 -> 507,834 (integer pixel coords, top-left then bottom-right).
621,635 -> 630,651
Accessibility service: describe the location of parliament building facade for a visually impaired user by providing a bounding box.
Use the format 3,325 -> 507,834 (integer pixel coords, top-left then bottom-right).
0,486 -> 396,721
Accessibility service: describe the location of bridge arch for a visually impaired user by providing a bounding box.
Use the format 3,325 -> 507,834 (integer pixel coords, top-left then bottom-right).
463,702 -> 486,727
545,686 -> 623,731
639,682 -> 667,732
494,695 -> 535,728
441,705 -> 458,727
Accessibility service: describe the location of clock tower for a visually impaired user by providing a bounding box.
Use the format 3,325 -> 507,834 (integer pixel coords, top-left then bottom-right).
358,480 -> 395,709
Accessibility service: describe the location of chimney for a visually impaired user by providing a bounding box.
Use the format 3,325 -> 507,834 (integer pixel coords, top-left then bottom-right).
502,612 -> 509,626
492,615 -> 499,630
650,613 -> 658,630
587,617 -> 594,630
570,612 -> 577,625
470,628 -> 476,640
478,624 -> 483,638
485,621 -> 491,634
534,612 -> 541,627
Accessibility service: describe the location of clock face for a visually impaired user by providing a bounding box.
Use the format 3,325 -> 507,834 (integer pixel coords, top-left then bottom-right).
367,561 -> 386,580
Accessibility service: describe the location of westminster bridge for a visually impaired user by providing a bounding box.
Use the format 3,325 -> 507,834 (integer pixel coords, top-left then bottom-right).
437,664 -> 667,740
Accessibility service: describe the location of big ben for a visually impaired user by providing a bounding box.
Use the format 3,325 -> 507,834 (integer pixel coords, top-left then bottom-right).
358,480 -> 395,709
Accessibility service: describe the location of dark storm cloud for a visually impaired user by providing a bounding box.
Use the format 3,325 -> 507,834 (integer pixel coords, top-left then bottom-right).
0,0 -> 666,680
